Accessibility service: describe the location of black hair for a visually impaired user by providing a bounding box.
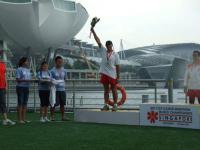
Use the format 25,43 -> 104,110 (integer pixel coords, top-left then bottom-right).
105,40 -> 113,47
40,61 -> 48,70
41,61 -> 48,66
18,57 -> 28,67
193,51 -> 200,56
55,56 -> 63,62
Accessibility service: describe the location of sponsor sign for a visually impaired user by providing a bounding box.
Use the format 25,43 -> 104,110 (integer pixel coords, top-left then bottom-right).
140,104 -> 200,129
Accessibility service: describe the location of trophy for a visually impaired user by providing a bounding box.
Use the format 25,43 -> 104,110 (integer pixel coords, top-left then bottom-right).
89,17 -> 100,38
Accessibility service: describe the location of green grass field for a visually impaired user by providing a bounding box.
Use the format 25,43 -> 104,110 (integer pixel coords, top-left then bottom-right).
0,112 -> 200,150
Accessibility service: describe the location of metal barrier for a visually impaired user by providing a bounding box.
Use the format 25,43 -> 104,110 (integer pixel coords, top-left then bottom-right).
6,79 -> 178,112
160,95 -> 168,103
142,95 -> 149,103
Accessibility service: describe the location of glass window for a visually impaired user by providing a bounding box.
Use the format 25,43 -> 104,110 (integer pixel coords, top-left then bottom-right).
53,0 -> 76,11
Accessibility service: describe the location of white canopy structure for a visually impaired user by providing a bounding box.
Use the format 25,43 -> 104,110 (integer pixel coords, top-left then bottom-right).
0,0 -> 89,54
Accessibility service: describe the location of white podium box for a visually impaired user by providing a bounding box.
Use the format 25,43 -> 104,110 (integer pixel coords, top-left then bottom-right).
74,109 -> 140,125
140,104 -> 200,129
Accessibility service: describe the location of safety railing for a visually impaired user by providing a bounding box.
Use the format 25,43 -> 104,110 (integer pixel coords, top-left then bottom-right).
6,78 -> 181,112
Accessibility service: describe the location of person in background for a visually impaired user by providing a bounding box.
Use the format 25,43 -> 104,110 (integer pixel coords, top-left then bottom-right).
0,53 -> 15,125
37,61 -> 51,123
91,28 -> 120,111
16,57 -> 32,124
50,56 -> 69,121
184,51 -> 200,104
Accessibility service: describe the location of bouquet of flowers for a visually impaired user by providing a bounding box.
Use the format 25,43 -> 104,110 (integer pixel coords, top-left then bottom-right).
89,17 -> 100,38
91,17 -> 100,28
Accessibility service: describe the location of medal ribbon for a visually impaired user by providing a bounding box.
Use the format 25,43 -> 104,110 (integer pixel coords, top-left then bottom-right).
107,51 -> 113,63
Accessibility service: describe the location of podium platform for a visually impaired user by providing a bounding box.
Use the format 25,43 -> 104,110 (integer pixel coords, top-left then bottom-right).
74,104 -> 200,129
74,109 -> 140,125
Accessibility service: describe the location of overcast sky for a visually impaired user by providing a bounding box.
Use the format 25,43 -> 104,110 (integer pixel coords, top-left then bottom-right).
76,0 -> 200,51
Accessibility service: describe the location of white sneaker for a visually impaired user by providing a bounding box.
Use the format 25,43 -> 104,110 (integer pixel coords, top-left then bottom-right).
7,119 -> 16,125
24,120 -> 31,123
3,119 -> 16,125
112,103 -> 118,112
19,120 -> 25,124
44,117 -> 50,122
40,117 -> 45,123
2,120 -> 7,125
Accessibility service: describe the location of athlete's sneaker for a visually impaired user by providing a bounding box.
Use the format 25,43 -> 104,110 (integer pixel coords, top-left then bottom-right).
101,105 -> 109,111
19,120 -> 26,124
40,117 -> 45,123
44,117 -> 50,122
3,119 -> 16,125
24,120 -> 31,123
112,104 -> 118,112
7,119 -> 16,125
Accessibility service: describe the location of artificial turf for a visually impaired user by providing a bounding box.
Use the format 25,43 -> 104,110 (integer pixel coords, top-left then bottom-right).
0,112 -> 200,150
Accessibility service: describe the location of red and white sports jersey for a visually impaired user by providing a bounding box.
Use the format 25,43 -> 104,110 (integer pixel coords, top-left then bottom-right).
184,61 -> 200,89
0,61 -> 6,89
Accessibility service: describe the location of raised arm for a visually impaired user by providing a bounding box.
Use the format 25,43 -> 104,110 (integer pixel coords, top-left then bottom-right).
91,28 -> 102,48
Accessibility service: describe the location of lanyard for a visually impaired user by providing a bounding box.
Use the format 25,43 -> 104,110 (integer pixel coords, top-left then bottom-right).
107,51 -> 113,62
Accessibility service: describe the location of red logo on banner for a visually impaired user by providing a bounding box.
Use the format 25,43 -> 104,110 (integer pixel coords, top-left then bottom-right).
147,111 -> 158,123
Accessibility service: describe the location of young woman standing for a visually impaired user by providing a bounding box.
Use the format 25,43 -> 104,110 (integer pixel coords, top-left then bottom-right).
16,57 -> 32,124
37,61 -> 51,122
